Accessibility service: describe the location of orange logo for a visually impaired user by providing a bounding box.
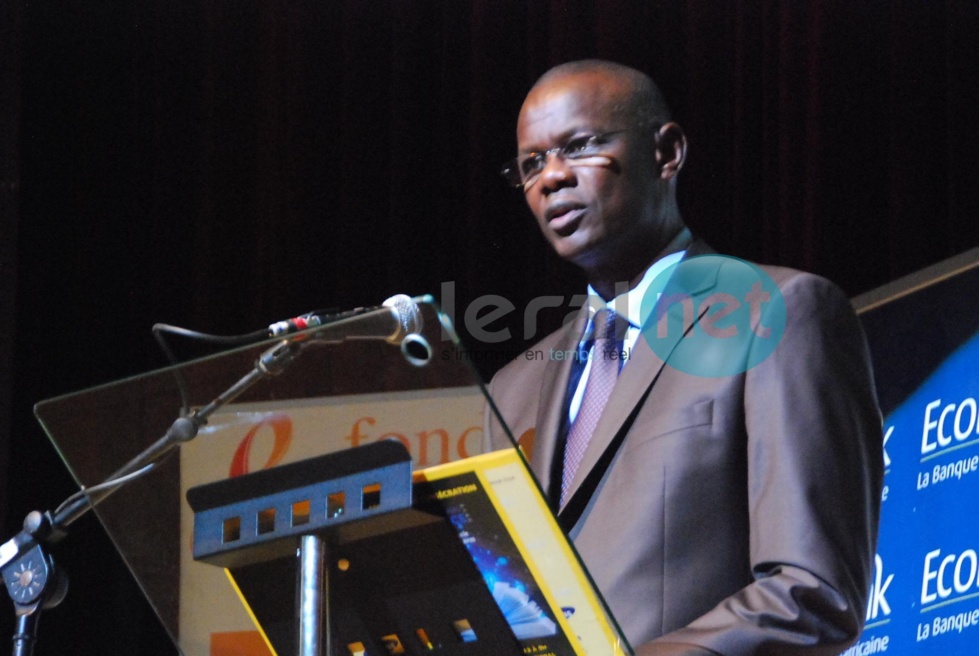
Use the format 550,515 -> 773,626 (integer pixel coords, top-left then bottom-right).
229,414 -> 293,478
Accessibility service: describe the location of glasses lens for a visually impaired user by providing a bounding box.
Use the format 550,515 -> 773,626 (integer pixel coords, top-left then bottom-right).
500,159 -> 523,187
562,135 -> 597,158
511,153 -> 549,188
520,154 -> 544,178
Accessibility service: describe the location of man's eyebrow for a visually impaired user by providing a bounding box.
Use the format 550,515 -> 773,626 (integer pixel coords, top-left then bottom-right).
518,126 -> 593,154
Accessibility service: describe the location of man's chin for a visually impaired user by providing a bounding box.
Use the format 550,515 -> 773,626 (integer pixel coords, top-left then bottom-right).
548,235 -> 590,265
551,240 -> 605,274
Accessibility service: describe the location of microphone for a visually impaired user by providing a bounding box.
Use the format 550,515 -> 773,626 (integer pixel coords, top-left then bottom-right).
268,294 -> 423,344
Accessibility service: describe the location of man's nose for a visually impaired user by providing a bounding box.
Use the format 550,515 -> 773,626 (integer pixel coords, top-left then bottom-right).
538,152 -> 576,191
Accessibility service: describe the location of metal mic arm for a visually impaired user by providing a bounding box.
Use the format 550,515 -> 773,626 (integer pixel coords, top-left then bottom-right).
0,337 -> 304,656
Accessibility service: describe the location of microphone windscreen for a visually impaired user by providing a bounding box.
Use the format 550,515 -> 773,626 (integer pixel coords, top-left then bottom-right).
382,294 -> 422,336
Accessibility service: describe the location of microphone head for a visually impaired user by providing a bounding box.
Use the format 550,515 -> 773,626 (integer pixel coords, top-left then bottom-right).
382,294 -> 423,338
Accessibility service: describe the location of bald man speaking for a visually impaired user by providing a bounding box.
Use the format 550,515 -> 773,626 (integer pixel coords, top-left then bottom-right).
485,60 -> 883,656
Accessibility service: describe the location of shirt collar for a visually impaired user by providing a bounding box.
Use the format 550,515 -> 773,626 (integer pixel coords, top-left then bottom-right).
584,248 -> 686,332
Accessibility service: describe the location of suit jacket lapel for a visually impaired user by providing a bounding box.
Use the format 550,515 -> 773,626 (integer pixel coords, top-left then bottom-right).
530,305 -> 591,496
559,245 -> 722,511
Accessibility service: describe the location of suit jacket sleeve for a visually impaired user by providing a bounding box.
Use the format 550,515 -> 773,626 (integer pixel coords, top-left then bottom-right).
640,273 -> 883,655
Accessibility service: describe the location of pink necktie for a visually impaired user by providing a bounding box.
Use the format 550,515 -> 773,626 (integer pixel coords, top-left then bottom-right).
562,309 -> 623,505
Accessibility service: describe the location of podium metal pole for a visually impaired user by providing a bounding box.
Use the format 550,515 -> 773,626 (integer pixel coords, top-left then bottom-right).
298,534 -> 328,656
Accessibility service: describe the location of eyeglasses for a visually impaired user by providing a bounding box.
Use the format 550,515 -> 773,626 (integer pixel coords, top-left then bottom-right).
500,129 -> 631,189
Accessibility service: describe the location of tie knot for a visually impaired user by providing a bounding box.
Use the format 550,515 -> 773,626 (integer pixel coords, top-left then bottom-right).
592,308 -> 625,343
590,309 -> 629,362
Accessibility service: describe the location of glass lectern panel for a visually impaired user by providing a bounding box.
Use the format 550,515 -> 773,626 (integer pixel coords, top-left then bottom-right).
32,298 -> 630,656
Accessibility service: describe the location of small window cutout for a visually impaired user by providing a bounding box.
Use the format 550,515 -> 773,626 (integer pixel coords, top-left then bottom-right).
362,483 -> 381,510
346,642 -> 366,656
380,634 -> 405,655
327,491 -> 346,519
222,517 -> 241,543
292,499 -> 311,527
452,619 -> 477,643
257,508 -> 276,535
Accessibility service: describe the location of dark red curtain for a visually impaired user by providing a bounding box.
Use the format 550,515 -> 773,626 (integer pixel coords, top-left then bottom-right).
3,1 -> 978,654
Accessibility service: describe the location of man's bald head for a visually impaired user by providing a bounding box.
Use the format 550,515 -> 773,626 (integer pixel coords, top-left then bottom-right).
528,60 -> 672,132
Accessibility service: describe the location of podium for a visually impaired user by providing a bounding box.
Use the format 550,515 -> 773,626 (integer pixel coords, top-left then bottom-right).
15,297 -> 630,655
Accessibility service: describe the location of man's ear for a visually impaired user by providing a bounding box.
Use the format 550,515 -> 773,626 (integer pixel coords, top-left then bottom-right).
655,122 -> 687,180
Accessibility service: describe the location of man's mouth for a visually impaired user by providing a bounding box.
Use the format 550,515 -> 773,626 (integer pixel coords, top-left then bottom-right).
545,202 -> 586,235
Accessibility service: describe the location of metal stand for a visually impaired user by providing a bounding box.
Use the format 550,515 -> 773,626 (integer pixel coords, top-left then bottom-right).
298,535 -> 328,656
11,614 -> 39,656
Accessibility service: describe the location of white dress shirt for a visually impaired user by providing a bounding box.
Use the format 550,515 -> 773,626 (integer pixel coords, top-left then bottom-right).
568,249 -> 686,422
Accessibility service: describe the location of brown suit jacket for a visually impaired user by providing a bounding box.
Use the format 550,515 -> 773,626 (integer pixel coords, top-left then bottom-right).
484,246 -> 883,655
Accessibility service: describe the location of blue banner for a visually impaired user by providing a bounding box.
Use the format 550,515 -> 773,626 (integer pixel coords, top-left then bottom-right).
855,258 -> 979,656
